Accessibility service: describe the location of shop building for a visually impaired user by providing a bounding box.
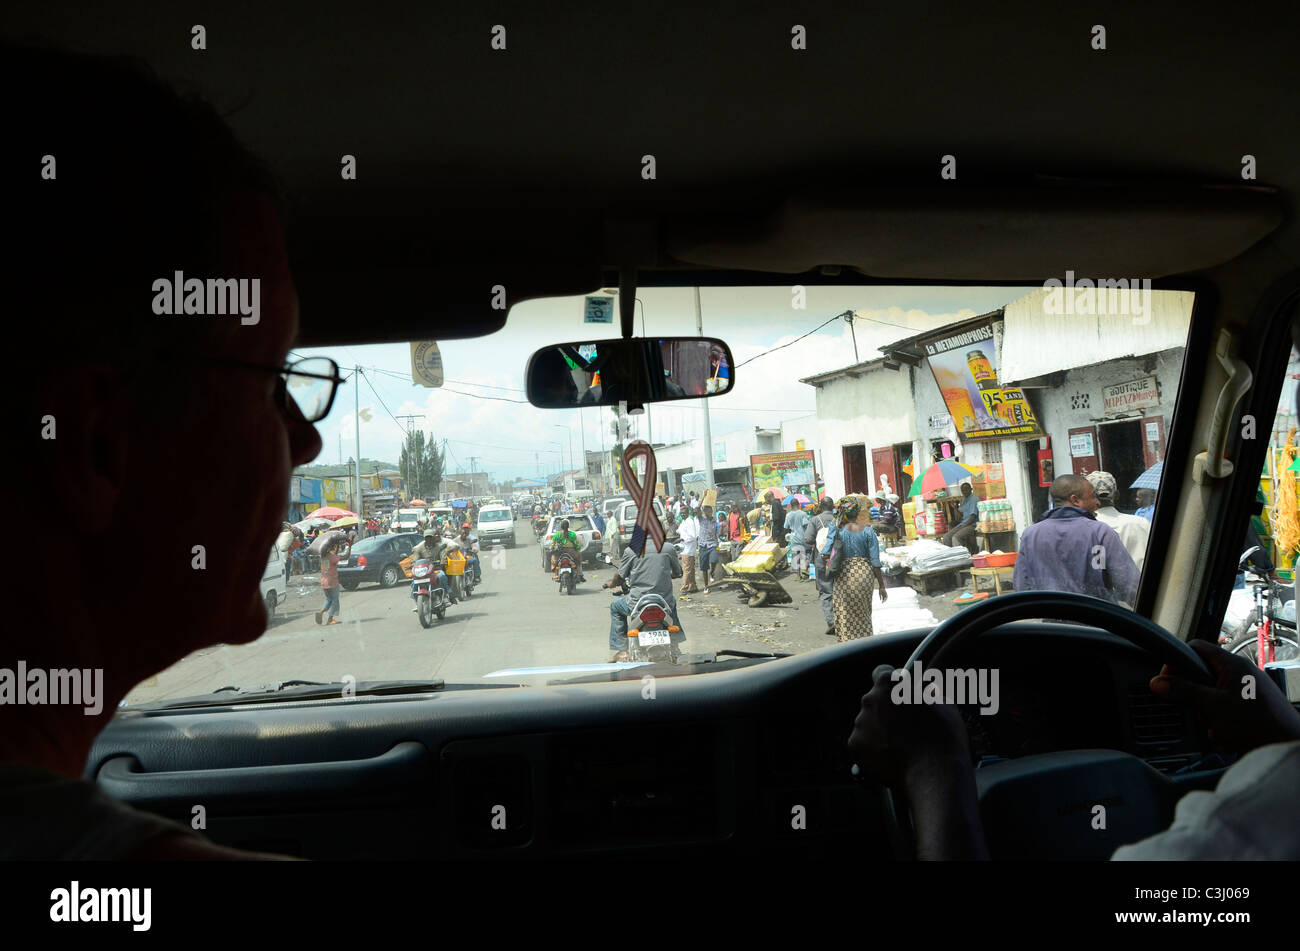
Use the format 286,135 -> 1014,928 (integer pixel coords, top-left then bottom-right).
800,357 -> 920,501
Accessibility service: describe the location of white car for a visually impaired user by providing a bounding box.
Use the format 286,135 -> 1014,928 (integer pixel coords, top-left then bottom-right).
615,498 -> 668,541
476,504 -> 516,547
540,513 -> 600,570
259,544 -> 287,617
392,508 -> 423,533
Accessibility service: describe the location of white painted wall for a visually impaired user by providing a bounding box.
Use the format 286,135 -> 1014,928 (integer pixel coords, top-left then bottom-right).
810,365 -> 917,499
1033,348 -> 1185,494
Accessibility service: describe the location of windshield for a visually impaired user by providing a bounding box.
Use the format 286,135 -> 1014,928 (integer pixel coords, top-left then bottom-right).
122,284 -> 1194,703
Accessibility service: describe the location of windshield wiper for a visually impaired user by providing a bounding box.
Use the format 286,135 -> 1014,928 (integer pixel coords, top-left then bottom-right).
122,678 -> 519,711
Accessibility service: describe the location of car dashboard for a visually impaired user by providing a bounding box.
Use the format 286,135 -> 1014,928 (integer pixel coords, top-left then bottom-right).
89,622 -> 1218,860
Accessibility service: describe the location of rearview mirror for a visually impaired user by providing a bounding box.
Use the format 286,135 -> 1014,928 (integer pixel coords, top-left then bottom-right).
525,337 -> 735,409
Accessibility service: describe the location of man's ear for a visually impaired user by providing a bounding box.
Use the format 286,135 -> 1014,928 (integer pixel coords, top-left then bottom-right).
43,367 -> 132,533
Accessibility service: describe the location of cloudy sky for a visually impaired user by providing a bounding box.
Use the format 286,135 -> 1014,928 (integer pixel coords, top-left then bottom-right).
295,284 -> 1038,484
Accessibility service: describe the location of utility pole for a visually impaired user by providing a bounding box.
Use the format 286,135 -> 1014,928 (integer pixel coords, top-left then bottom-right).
578,408 -> 588,487
468,456 -> 478,499
353,367 -> 362,516
696,287 -> 715,488
843,310 -> 859,364
440,439 -> 447,501
395,414 -> 425,498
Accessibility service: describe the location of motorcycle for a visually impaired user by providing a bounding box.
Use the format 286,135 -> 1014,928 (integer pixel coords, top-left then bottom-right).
533,515 -> 548,539
604,578 -> 681,663
1220,546 -> 1300,665
444,547 -> 477,601
554,549 -> 579,595
410,558 -> 448,628
627,591 -> 681,663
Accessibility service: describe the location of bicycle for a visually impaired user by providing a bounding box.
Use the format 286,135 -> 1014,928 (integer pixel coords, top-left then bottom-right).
1221,546 -> 1300,666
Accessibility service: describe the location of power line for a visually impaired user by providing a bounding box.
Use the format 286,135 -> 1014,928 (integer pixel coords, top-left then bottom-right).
734,313 -> 843,369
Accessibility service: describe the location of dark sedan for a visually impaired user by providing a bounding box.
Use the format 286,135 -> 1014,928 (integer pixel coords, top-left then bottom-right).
338,533 -> 421,589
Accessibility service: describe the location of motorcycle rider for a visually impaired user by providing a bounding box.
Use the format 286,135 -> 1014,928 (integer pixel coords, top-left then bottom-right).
549,518 -> 586,583
604,535 -> 684,662
456,522 -> 482,584
409,531 -> 455,608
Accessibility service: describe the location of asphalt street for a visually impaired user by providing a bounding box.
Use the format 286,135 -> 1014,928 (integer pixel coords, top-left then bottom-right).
123,522 -> 959,705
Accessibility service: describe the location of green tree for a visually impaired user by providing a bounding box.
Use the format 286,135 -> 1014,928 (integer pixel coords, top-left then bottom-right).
400,431 -> 444,500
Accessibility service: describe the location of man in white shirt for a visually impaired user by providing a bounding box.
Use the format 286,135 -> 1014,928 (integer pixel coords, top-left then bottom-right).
1086,470 -> 1151,572
677,508 -> 700,594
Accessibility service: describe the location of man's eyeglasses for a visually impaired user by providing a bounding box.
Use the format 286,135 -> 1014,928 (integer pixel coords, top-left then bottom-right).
198,355 -> 344,423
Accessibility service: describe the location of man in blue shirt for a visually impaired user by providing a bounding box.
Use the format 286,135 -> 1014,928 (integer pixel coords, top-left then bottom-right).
940,482 -> 980,553
1014,474 -> 1140,606
1134,488 -> 1155,522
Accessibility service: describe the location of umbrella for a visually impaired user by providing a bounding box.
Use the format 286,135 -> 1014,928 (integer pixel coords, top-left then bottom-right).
790,493 -> 811,505
332,515 -> 360,529
306,506 -> 357,521
763,486 -> 787,501
409,499 -> 428,506
907,460 -> 982,497
1130,461 -> 1163,490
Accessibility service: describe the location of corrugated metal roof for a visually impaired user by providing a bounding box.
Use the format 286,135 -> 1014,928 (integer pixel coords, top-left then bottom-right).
1000,287 -> 1193,384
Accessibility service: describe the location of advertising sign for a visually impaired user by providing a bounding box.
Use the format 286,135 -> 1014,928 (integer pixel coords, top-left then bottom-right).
1102,376 -> 1160,416
750,450 -> 817,493
920,320 -> 1043,441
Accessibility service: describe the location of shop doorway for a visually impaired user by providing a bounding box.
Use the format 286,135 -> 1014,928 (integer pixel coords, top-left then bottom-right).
1022,440 -> 1051,522
894,442 -> 914,498
1097,419 -> 1146,512
842,444 -> 867,494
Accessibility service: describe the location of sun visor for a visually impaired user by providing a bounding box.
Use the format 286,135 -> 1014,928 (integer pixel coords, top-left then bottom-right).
665,184 -> 1285,280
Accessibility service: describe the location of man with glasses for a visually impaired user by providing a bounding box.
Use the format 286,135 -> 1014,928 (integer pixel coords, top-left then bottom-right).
6,44 -> 340,859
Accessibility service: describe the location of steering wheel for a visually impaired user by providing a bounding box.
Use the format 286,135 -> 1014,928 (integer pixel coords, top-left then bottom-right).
884,591 -> 1213,861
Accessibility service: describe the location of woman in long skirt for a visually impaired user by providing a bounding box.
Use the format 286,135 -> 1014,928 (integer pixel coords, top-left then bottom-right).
823,496 -> 889,641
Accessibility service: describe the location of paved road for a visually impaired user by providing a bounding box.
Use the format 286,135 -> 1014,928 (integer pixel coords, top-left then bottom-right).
123,524 -> 959,705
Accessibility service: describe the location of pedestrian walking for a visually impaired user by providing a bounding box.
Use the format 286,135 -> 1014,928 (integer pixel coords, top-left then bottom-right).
315,536 -> 344,626
821,496 -> 888,641
807,497 -> 837,634
765,490 -> 787,544
1085,470 -> 1151,572
784,498 -> 811,580
1014,474 -> 1140,607
697,505 -> 720,593
678,505 -> 700,594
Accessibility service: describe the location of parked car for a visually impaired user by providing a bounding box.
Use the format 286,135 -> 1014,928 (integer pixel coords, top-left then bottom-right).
476,504 -> 516,547
338,532 -> 421,589
539,513 -> 600,570
259,545 -> 287,617
713,481 -> 752,510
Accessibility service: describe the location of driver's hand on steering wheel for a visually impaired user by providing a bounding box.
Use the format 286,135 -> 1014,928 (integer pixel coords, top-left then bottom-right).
847,664 -> 972,790
1150,639 -> 1300,754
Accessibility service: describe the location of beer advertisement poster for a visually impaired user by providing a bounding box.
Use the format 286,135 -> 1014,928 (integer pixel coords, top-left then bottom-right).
920,319 -> 1043,441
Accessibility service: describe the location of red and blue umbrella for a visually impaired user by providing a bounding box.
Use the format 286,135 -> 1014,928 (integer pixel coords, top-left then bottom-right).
907,460 -> 981,497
